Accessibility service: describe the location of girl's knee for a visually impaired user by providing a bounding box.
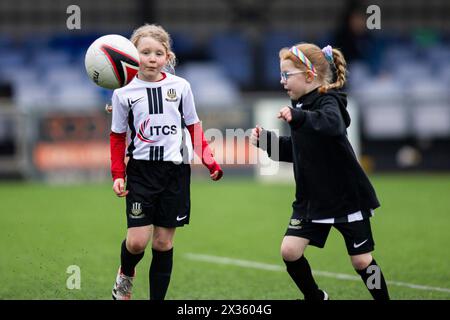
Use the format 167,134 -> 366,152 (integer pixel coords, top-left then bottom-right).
351,253 -> 373,270
126,238 -> 147,254
281,242 -> 304,261
152,238 -> 173,251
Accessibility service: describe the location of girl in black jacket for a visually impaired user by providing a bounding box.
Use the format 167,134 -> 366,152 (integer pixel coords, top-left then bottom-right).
251,43 -> 389,300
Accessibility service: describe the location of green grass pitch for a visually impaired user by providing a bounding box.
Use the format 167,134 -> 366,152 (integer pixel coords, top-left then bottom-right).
0,174 -> 449,299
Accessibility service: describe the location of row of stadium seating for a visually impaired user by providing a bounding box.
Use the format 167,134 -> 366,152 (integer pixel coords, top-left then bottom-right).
0,32 -> 449,139
2,31 -> 450,68
351,73 -> 450,139
2,31 -> 450,86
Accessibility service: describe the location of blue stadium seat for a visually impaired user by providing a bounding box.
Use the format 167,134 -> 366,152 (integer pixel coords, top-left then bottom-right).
380,44 -> 417,72
391,60 -> 433,85
347,62 -> 372,90
170,31 -> 197,60
0,66 -> 38,86
0,49 -> 27,68
0,34 -> 13,48
262,31 -> 299,88
13,83 -> 51,110
177,62 -> 240,108
48,32 -> 104,60
31,49 -> 73,72
207,32 -> 253,88
425,45 -> 450,70
438,63 -> 450,86
43,66 -> 87,87
408,79 -> 448,104
353,77 -> 404,106
52,82 -> 103,110
20,34 -> 51,52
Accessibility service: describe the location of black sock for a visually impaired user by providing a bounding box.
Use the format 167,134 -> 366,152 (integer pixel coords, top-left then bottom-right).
149,247 -> 173,300
356,259 -> 390,300
284,255 -> 323,300
120,239 -> 144,277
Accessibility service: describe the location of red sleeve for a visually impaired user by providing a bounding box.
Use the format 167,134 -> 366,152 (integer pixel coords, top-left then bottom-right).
110,131 -> 127,181
187,122 -> 222,178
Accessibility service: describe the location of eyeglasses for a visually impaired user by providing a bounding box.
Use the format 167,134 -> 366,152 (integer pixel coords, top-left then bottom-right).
280,70 -> 306,82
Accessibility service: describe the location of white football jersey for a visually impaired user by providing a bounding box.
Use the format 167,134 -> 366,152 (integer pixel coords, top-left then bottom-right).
111,73 -> 199,163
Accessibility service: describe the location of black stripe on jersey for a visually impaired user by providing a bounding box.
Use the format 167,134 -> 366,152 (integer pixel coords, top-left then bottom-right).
178,95 -> 189,162
154,146 -> 159,160
146,88 -> 154,114
146,87 -> 164,115
149,146 -> 154,160
152,88 -> 158,114
147,88 -> 158,114
127,102 -> 136,157
149,146 -> 164,161
157,87 -> 163,114
147,88 -> 155,114
178,96 -> 185,128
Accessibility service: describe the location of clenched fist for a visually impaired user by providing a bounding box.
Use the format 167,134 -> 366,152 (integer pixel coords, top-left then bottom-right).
277,106 -> 293,122
250,125 -> 263,146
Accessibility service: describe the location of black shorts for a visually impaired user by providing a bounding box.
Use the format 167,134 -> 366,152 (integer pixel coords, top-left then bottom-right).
125,158 -> 191,228
285,215 -> 375,256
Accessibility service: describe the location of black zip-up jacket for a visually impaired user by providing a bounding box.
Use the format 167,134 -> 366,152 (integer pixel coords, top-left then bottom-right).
260,88 -> 380,220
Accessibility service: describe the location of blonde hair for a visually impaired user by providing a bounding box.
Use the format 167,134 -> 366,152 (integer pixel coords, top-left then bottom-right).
279,43 -> 347,93
130,24 -> 177,72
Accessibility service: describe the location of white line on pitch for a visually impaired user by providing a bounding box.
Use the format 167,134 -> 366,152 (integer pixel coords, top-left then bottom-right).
184,253 -> 450,294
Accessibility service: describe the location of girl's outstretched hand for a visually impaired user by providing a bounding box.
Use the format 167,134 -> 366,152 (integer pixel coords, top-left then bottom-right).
250,125 -> 262,146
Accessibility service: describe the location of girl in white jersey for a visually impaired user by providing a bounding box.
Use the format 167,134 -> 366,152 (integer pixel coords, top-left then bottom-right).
110,24 -> 223,300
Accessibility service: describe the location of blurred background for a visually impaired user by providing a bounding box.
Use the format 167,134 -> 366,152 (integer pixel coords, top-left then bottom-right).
1,0 -> 450,300
0,0 -> 449,181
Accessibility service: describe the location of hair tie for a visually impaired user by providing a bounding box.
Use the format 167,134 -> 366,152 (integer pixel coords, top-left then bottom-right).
321,45 -> 334,64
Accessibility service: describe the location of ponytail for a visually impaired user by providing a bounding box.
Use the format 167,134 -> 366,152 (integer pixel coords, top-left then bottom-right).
318,48 -> 347,93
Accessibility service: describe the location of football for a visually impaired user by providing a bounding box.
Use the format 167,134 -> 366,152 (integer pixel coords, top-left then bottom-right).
85,34 -> 140,89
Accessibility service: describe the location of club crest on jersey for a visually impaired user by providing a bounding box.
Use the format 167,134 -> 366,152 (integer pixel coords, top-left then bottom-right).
165,88 -> 178,102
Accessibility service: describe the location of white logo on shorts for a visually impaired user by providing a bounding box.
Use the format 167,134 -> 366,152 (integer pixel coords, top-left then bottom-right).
353,239 -> 368,248
131,202 -> 143,216
176,215 -> 187,222
288,218 -> 302,229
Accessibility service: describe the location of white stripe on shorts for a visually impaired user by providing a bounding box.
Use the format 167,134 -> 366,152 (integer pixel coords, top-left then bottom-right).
311,209 -> 375,224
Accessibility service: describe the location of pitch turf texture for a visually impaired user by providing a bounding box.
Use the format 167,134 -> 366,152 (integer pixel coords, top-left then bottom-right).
1,174 -> 449,300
